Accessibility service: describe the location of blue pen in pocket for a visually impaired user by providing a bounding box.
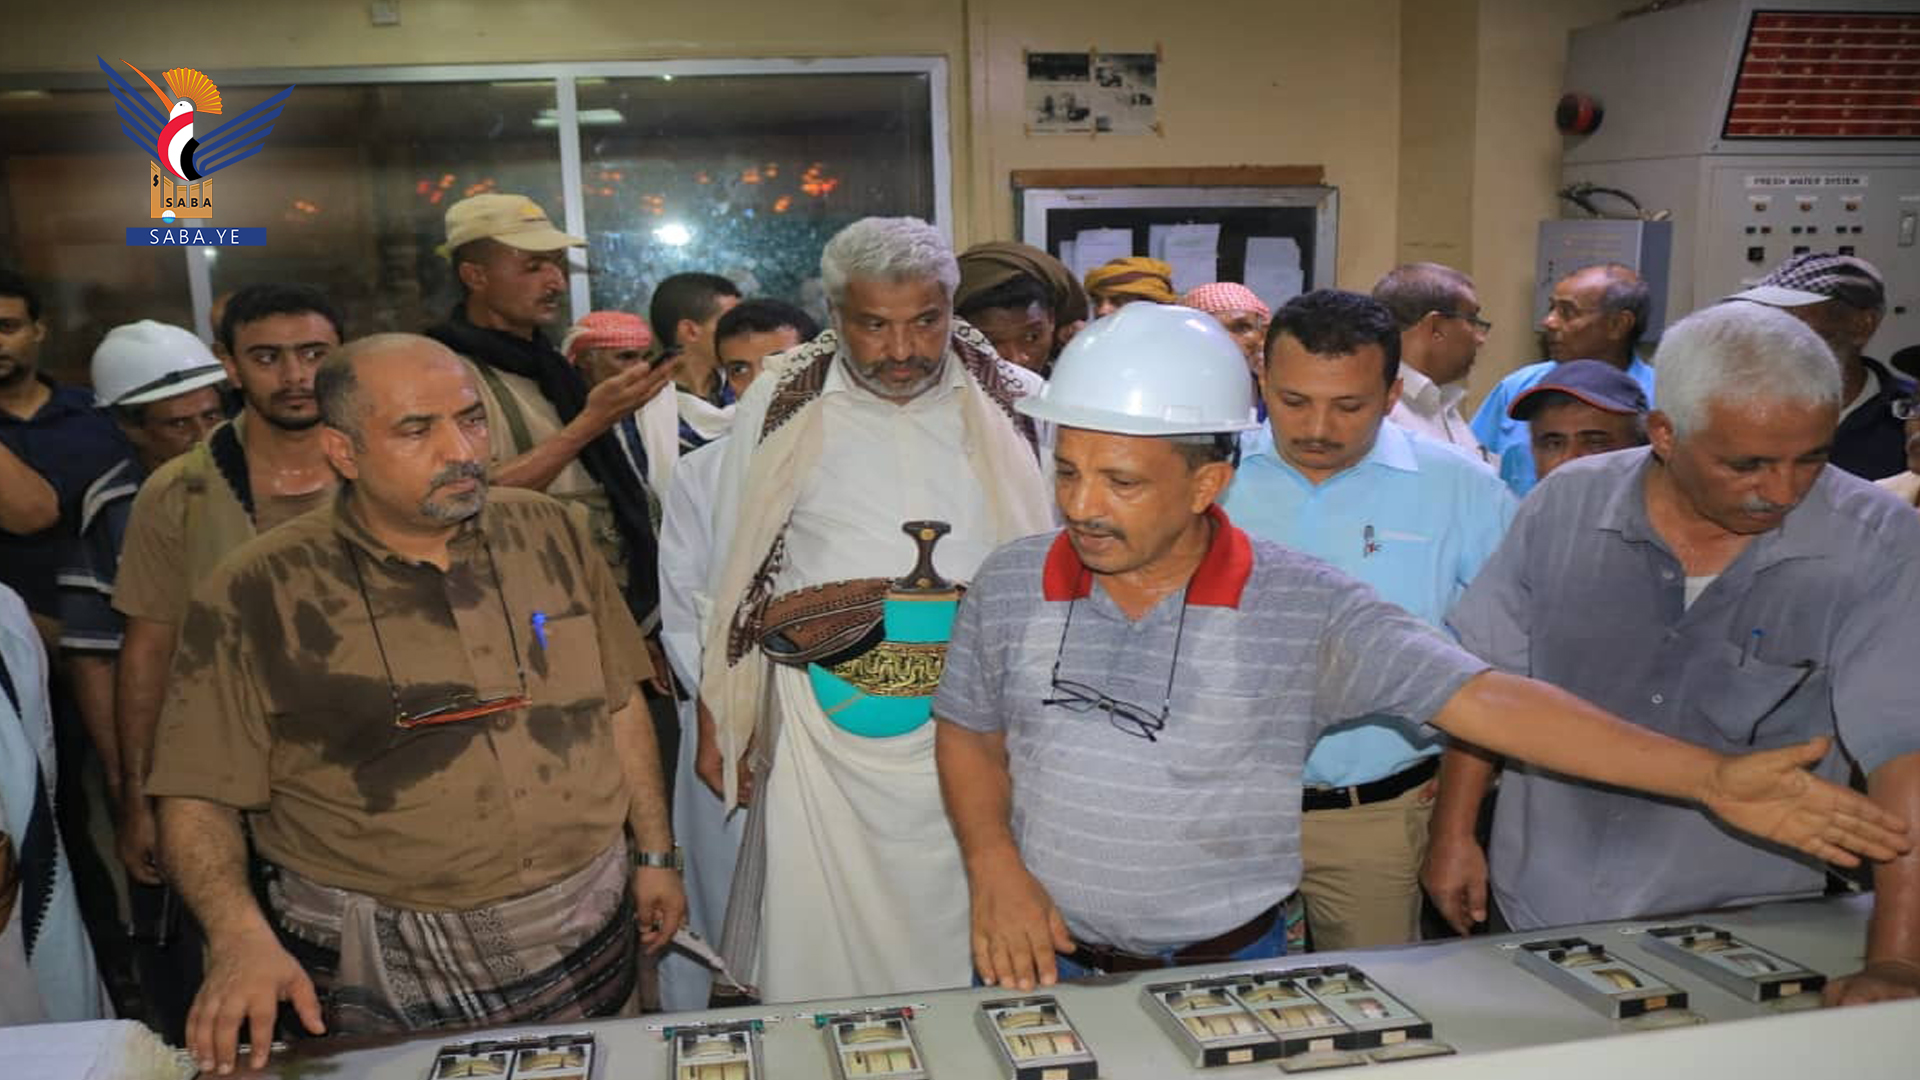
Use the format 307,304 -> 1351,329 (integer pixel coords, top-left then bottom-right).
531,611 -> 549,649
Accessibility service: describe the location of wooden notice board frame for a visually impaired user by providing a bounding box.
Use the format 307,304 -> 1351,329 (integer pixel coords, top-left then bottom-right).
1013,165 -> 1337,299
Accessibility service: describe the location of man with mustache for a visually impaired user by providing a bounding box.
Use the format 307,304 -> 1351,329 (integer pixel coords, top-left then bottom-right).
1509,359 -> 1650,482
1220,290 -> 1515,952
1428,302 -> 1920,1007
113,283 -> 343,914
1471,263 -> 1655,496
425,194 -> 670,655
56,321 -> 227,1039
696,217 -> 1052,1002
146,335 -> 684,1074
933,302 -> 1909,991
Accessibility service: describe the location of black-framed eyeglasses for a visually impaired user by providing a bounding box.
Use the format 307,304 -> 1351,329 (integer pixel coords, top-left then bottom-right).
1040,592 -> 1189,742
341,531 -> 530,729
1891,397 -> 1919,421
1435,309 -> 1493,334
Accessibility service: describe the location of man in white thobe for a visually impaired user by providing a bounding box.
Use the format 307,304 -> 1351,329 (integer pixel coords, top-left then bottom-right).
696,218 -> 1052,1002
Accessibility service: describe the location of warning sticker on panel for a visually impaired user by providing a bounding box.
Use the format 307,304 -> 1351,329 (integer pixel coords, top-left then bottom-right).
1746,175 -> 1868,189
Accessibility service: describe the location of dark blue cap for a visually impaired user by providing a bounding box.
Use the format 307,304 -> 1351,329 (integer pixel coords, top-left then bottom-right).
1509,359 -> 1648,421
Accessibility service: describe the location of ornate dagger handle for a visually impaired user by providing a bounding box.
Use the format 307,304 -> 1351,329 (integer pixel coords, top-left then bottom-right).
895,520 -> 954,594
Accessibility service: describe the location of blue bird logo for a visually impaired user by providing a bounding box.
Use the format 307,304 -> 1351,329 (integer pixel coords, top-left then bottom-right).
98,57 -> 294,221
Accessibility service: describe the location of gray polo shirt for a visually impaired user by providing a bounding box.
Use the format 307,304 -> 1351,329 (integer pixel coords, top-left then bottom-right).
1449,447 -> 1920,931
934,508 -> 1488,954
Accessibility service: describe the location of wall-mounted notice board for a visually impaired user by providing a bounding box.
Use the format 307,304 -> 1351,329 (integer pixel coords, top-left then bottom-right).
1014,166 -> 1337,308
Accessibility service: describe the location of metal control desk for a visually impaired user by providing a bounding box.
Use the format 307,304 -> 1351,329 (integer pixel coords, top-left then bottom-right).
233,896 -> 1920,1078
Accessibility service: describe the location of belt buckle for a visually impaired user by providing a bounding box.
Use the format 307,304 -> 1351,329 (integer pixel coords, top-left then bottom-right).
1304,783 -> 1359,809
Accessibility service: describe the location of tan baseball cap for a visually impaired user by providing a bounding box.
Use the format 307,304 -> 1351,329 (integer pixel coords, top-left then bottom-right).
438,193 -> 585,257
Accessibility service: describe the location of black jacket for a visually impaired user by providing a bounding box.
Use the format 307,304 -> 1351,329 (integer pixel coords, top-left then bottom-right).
1831,356 -> 1914,482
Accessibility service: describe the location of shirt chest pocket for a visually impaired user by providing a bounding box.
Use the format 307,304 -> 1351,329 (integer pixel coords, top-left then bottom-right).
1162,688 -> 1278,783
528,612 -> 613,708
1689,640 -> 1828,751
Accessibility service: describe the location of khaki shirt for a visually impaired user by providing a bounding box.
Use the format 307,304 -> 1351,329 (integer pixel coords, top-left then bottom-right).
465,360 -> 632,594
114,414 -> 334,625
144,487 -> 651,911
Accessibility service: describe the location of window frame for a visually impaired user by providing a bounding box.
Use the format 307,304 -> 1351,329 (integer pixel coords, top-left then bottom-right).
2,57 -> 952,339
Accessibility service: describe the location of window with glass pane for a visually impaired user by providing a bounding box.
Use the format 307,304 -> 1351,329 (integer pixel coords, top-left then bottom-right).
0,88 -> 194,383
198,80 -> 568,337
576,73 -> 935,325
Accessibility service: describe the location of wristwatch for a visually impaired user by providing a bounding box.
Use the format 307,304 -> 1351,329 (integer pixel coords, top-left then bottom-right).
632,845 -> 684,871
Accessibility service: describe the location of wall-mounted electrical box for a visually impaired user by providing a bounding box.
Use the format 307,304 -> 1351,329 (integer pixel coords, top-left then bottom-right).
1558,1 -> 1918,351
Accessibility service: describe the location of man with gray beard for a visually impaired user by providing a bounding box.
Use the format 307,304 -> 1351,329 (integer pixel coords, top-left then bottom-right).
145,335 -> 684,1073
696,217 -> 1053,1002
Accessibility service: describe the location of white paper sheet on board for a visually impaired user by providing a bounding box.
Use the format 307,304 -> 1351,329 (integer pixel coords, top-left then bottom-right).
1244,236 -> 1305,310
1162,223 -> 1221,295
1057,240 -> 1076,276
1147,224 -> 1169,260
1071,228 -> 1134,279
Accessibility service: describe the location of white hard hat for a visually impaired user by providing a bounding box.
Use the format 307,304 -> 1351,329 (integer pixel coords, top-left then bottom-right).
91,320 -> 227,408
1017,303 -> 1260,435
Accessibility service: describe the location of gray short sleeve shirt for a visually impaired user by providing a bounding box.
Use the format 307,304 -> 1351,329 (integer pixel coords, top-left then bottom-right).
1449,448 -> 1920,930
935,508 -> 1488,953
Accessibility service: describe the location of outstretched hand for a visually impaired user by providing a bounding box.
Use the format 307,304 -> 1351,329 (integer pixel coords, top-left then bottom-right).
1701,736 -> 1911,867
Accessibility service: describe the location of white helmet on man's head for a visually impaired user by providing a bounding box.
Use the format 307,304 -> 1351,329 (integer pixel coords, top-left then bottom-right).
91,320 -> 227,407
1016,303 -> 1260,436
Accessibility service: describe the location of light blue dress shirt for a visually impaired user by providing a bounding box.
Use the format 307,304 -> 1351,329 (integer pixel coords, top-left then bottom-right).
1222,423 -> 1517,786
1469,357 -> 1657,497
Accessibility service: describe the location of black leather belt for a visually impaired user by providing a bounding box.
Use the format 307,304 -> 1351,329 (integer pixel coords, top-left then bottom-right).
1301,756 -> 1438,812
1065,903 -> 1280,974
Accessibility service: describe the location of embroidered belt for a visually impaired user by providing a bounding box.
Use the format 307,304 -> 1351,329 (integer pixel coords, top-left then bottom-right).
824,640 -> 948,697
758,521 -> 964,738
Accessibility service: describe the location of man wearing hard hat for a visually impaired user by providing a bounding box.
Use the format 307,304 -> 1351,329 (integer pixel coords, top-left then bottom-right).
931,302 -> 1912,989
55,320 -> 227,1037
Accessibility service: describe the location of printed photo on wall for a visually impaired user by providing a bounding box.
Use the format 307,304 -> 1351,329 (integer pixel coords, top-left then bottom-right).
1090,52 -> 1159,134
1025,50 -> 1161,136
1026,52 -> 1094,134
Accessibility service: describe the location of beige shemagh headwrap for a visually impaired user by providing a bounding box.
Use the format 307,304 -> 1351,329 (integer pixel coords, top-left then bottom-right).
698,324 -> 1054,807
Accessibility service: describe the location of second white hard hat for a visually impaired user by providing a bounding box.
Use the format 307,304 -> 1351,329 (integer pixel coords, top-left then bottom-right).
91,320 -> 227,408
1016,302 -> 1260,435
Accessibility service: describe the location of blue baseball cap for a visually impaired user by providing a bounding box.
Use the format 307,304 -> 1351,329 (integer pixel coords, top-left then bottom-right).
1509,359 -> 1649,421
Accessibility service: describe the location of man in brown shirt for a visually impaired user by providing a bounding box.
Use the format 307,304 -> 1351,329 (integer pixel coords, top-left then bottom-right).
112,284 -> 344,891
149,334 -> 684,1075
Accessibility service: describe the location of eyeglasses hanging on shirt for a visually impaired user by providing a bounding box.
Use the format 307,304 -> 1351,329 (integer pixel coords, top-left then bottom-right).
341,532 -> 531,729
1041,592 -> 1189,742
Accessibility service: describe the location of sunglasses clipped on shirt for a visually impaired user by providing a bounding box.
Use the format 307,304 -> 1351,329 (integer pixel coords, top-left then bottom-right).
341,533 -> 531,729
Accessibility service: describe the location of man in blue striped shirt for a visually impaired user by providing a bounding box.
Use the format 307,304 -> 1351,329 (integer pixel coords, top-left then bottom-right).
1223,290 -> 1516,950
932,302 -> 1910,992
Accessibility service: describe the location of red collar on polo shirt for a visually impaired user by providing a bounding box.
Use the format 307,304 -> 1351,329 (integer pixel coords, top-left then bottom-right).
1040,504 -> 1254,608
